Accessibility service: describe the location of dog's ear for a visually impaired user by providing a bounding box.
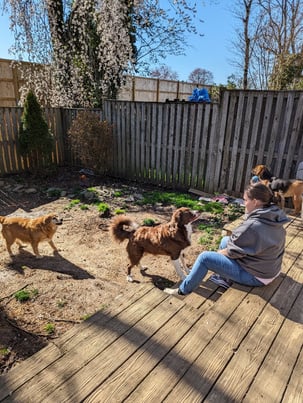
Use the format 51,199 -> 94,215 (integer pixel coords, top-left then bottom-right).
173,208 -> 191,225
259,166 -> 273,180
252,164 -> 265,176
252,165 -> 273,180
172,208 -> 184,224
44,214 -> 55,224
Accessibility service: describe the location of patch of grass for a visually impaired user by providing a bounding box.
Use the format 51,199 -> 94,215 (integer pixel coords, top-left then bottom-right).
143,218 -> 156,226
140,191 -> 198,208
81,313 -> 92,321
14,288 -> 39,302
225,203 -> 245,220
114,208 -> 126,215
97,202 -> 110,215
80,204 -> 89,210
139,190 -> 226,215
14,290 -> 31,302
44,323 -> 55,334
113,190 -> 123,197
0,348 -> 10,356
199,201 -> 225,214
65,199 -> 81,210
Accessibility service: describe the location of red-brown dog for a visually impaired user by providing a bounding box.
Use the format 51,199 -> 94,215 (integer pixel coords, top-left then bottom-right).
110,207 -> 200,282
252,164 -> 303,214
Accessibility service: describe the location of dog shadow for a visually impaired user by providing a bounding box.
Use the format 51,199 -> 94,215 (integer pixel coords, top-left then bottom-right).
139,268 -> 225,302
5,250 -> 95,279
139,267 -> 175,289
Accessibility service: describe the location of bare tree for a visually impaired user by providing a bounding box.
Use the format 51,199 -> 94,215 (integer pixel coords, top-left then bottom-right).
230,0 -> 303,89
257,0 -> 303,89
150,65 -> 179,80
188,68 -> 214,84
229,0 -> 258,89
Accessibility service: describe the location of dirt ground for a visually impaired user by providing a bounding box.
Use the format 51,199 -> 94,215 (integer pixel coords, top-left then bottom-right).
0,168 -> 236,374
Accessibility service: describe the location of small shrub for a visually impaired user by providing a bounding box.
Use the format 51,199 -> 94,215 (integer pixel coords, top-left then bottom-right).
143,218 -> 156,226
97,202 -> 110,214
18,90 -> 54,170
44,323 -> 55,334
14,290 -> 31,302
47,188 -> 62,197
68,111 -> 113,175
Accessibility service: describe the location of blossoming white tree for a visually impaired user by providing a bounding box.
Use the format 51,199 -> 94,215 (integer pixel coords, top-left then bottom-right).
2,0 -> 201,107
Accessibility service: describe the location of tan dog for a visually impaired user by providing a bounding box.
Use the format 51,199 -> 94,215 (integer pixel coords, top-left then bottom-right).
0,213 -> 62,258
110,207 -> 200,282
252,164 -> 303,214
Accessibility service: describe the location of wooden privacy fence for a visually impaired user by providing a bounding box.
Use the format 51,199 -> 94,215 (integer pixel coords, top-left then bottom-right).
1,89 -> 303,196
0,58 -> 209,106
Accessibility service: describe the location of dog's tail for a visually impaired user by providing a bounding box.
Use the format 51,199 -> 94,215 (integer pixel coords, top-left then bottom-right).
110,216 -> 138,242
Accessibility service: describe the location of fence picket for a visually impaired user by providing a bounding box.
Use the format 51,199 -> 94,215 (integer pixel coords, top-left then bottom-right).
1,90 -> 303,197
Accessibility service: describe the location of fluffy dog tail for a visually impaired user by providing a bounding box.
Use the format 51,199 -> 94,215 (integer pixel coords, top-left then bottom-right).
110,216 -> 138,242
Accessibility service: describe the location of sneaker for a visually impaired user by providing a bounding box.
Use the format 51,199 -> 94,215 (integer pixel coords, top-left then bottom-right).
209,274 -> 232,289
163,287 -> 185,298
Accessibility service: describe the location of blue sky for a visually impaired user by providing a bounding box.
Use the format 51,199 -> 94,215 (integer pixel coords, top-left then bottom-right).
0,1 -> 234,85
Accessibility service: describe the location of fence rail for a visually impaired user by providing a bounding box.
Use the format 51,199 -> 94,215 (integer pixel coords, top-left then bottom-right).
1,90 -> 303,196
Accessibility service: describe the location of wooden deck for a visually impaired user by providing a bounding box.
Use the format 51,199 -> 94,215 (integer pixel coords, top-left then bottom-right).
0,214 -> 303,402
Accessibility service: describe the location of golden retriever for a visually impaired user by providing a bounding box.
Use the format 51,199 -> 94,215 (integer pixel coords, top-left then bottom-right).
252,164 -> 303,214
110,207 -> 200,282
0,213 -> 63,258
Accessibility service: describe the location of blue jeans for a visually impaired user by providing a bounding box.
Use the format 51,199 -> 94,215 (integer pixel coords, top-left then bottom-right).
179,236 -> 264,295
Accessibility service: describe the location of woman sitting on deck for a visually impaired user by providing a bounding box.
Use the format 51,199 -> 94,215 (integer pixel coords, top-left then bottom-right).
164,183 -> 289,296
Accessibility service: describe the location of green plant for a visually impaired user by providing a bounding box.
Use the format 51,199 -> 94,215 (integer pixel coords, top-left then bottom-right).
44,323 -> 55,334
68,111 -> 113,174
140,191 -> 199,208
113,190 -> 123,197
225,204 -> 245,221
18,90 -> 54,170
97,202 -> 110,214
143,218 -> 156,226
47,188 -> 62,197
80,204 -> 89,210
0,348 -> 10,356
14,288 -> 39,302
81,313 -> 92,321
57,299 -> 67,308
114,208 -> 126,215
65,199 -> 81,210
14,290 -> 31,302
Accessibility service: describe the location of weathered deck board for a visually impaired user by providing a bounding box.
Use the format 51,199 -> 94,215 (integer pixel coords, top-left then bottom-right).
0,215 -> 302,403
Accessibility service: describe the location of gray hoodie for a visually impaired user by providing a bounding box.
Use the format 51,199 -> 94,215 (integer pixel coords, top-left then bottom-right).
227,205 -> 289,279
